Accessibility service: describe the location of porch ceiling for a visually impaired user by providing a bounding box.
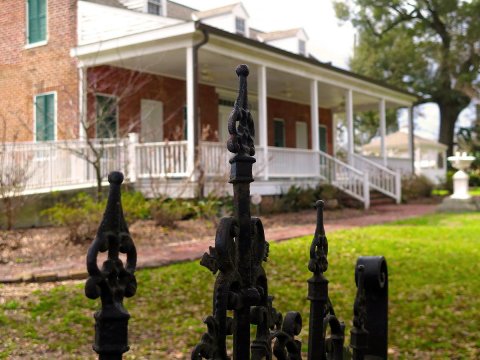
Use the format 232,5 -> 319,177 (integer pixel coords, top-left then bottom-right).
105,48 -> 403,111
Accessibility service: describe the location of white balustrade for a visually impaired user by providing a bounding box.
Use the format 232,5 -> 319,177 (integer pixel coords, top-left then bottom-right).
318,150 -> 370,208
267,147 -> 320,178
351,153 -> 401,203
0,139 -> 126,195
136,141 -> 188,178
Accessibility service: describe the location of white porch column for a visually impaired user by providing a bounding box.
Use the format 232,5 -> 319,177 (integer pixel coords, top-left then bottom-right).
310,80 -> 319,152
407,106 -> 414,174
379,98 -> 387,166
78,66 -> 87,140
346,89 -> 354,161
257,65 -> 269,180
186,47 -> 195,177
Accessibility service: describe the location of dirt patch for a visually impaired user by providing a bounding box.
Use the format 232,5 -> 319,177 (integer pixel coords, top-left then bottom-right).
0,201 -> 438,282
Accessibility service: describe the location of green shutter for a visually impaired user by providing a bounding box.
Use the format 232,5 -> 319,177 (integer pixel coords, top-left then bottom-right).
274,119 -> 285,147
35,94 -> 55,141
96,95 -> 117,138
319,126 -> 327,152
28,0 -> 46,44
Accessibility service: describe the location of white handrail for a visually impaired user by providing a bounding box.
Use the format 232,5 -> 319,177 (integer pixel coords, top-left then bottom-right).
351,153 -> 401,203
319,150 -> 370,208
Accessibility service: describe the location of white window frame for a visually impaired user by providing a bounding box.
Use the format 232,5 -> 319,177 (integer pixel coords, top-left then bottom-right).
298,39 -> 306,56
25,0 -> 48,49
235,17 -> 246,36
33,91 -> 57,142
94,93 -> 119,139
146,0 -> 163,16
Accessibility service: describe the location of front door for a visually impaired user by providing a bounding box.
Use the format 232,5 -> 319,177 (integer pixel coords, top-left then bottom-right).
141,99 -> 163,142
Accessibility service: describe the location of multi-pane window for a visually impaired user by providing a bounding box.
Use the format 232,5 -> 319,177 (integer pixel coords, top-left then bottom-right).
235,17 -> 246,35
147,0 -> 162,15
35,93 -> 55,141
299,40 -> 306,55
96,95 -> 118,139
273,119 -> 285,147
27,0 -> 47,44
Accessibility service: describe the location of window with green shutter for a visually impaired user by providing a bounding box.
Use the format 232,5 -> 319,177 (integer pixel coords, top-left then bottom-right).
27,0 -> 47,44
273,119 -> 285,147
319,125 -> 327,152
96,95 -> 118,139
35,93 -> 55,141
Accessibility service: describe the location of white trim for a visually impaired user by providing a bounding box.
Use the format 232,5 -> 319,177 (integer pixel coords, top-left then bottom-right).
94,93 -> 120,139
310,79 -> 319,151
346,89 -> 354,157
379,98 -> 387,166
185,46 -> 195,176
25,0 -> 48,47
33,91 -> 57,142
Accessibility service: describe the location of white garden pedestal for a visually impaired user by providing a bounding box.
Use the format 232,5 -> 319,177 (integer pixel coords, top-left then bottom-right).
438,153 -> 478,212
449,153 -> 475,200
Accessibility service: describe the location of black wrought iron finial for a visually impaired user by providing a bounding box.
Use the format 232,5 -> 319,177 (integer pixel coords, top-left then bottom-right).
227,64 -> 255,160
85,171 -> 137,360
192,64 -> 388,360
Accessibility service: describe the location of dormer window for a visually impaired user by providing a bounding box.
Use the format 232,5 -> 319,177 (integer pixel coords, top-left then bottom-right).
235,17 -> 246,36
148,0 -> 162,15
299,40 -> 306,55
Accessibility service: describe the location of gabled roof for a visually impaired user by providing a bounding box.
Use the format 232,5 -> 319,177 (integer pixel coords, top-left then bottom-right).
362,131 -> 447,152
258,28 -> 306,41
193,3 -> 247,20
167,1 -> 196,21
84,0 -> 127,9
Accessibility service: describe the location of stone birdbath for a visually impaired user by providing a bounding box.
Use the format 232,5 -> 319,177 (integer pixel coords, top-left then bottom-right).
448,152 -> 476,200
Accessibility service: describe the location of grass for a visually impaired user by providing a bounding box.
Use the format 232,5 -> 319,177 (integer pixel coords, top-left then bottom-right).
1,212 -> 480,359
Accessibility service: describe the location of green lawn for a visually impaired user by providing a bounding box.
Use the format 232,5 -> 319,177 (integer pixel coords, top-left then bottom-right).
1,213 -> 480,359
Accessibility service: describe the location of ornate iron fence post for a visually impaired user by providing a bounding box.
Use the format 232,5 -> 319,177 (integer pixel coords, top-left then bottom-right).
192,64 -> 389,360
85,172 -> 137,360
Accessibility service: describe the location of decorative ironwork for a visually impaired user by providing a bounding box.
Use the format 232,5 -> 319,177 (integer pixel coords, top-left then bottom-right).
85,171 -> 137,360
192,64 -> 389,360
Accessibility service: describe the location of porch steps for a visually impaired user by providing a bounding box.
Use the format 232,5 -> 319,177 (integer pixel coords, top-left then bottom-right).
370,190 -> 396,207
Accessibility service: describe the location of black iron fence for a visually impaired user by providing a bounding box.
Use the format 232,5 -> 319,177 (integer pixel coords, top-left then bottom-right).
85,65 -> 388,360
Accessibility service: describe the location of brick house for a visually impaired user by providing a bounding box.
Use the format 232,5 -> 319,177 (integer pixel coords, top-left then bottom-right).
0,0 -> 417,207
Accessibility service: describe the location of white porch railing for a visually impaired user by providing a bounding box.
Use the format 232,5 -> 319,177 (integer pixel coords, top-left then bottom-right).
351,153 -> 401,203
1,138 -> 374,208
0,140 -> 125,195
136,141 -> 188,178
268,147 -> 319,178
319,150 -> 370,208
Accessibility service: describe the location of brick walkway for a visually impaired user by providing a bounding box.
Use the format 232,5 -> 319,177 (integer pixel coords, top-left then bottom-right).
0,203 -> 436,284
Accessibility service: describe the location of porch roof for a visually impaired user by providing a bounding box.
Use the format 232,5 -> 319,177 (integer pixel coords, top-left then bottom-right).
72,16 -> 418,109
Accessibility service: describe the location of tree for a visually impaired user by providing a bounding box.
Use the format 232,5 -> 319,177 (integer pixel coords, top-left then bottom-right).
334,0 -> 480,156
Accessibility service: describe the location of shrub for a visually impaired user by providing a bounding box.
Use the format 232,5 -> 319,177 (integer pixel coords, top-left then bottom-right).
121,191 -> 150,224
149,199 -> 185,228
280,185 -> 317,211
42,193 -> 104,244
401,175 -> 434,201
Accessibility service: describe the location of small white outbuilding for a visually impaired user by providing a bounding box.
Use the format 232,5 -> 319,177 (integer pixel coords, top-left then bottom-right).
362,129 -> 447,184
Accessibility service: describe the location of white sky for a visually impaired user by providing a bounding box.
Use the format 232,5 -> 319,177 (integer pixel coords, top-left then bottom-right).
175,0 -> 477,140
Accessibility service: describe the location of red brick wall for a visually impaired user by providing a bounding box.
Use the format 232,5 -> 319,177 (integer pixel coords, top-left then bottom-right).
87,66 -> 220,141
0,0 -> 78,141
87,66 -> 333,153
267,98 -> 333,154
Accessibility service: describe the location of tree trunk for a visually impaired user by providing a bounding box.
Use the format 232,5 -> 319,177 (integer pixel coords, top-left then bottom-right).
436,91 -> 471,157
